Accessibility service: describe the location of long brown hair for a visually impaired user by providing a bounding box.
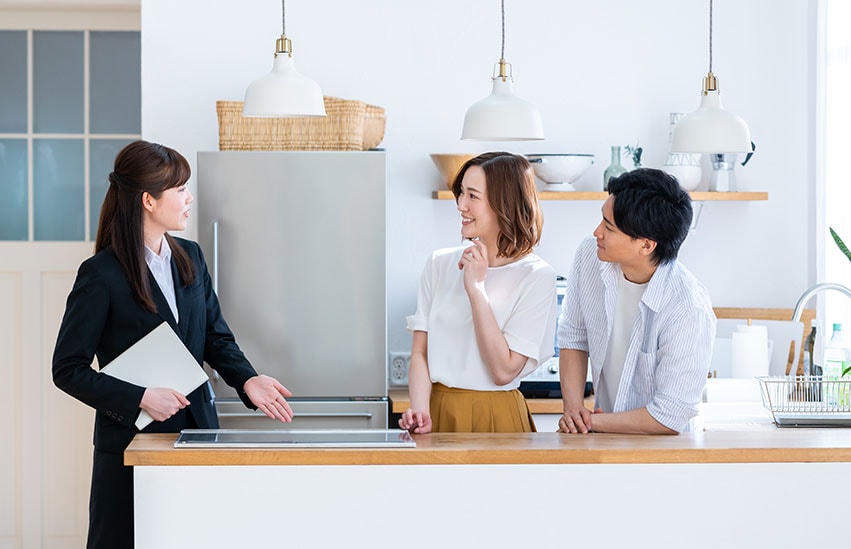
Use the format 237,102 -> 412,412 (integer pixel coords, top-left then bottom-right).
95,140 -> 196,313
451,152 -> 543,259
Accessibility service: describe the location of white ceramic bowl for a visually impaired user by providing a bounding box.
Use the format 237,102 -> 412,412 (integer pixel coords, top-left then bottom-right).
526,154 -> 594,191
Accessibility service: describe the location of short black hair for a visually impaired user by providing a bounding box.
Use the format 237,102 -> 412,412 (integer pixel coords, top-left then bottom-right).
606,168 -> 693,265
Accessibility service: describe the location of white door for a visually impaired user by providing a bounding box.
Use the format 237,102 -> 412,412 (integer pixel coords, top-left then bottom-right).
0,7 -> 140,548
1,242 -> 95,548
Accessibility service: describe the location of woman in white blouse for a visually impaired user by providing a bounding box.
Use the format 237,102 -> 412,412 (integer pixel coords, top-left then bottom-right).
399,152 -> 557,433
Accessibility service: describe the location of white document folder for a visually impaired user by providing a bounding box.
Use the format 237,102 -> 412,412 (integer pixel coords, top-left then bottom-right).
99,322 -> 209,430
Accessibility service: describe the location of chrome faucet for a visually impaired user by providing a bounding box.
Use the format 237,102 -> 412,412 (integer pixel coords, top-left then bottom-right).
791,282 -> 851,322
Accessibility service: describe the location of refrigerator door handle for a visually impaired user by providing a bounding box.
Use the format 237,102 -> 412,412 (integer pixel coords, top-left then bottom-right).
211,220 -> 219,294
217,411 -> 374,419
210,220 -> 220,381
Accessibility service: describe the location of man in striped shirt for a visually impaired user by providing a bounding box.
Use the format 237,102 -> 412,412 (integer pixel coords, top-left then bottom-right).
556,168 -> 716,434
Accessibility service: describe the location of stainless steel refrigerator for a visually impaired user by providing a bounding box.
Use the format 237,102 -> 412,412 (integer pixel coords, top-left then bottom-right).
197,151 -> 387,429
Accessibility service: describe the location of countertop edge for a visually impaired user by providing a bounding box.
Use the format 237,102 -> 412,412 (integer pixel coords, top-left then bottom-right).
125,431 -> 851,466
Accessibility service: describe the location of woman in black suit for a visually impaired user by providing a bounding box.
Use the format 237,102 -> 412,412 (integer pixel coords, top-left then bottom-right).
52,140 -> 294,549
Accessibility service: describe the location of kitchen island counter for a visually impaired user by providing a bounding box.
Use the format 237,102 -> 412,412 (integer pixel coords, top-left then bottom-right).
126,427 -> 851,466
128,417 -> 851,549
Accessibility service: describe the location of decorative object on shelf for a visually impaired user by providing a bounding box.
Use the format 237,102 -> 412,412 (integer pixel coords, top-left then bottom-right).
217,98 -> 384,151
243,0 -> 326,117
709,153 -> 737,191
624,142 -> 643,169
708,146 -> 753,192
430,153 -> 476,189
670,0 -> 752,153
526,154 -> 594,192
664,112 -> 702,191
602,145 -> 627,191
461,0 -> 544,141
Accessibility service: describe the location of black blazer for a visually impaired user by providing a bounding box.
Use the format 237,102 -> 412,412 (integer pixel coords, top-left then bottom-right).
53,237 -> 257,453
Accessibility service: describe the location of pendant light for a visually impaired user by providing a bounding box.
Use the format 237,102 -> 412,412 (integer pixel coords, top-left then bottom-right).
670,0 -> 751,153
461,0 -> 544,141
243,0 -> 326,118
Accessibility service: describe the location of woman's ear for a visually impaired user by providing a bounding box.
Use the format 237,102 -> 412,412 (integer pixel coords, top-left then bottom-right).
141,192 -> 155,213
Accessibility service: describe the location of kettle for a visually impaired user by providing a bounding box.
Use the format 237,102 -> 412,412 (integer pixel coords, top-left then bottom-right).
710,142 -> 755,192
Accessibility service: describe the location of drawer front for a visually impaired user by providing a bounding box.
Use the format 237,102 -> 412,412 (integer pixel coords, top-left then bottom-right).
215,399 -> 388,430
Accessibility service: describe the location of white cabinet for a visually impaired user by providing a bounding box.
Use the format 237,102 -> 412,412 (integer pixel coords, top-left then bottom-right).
533,414 -> 561,433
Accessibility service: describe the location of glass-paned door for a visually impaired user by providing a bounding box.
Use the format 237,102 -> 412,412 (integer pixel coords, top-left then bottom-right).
0,29 -> 141,242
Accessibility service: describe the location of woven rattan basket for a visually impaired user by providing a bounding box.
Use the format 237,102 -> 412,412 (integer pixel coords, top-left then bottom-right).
217,97 -> 385,151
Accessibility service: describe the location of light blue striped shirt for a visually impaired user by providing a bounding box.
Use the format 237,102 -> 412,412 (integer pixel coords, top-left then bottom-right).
557,237 -> 716,432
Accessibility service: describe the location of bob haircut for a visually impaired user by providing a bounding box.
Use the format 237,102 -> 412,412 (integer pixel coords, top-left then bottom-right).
606,168 -> 693,266
450,152 -> 543,260
95,140 -> 195,313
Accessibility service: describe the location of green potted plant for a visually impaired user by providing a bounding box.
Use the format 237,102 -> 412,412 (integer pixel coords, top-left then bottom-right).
829,227 -> 851,376
624,142 -> 643,169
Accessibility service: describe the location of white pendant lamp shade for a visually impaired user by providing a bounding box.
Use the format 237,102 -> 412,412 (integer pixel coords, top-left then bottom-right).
243,48 -> 326,118
671,0 -> 752,154
462,76 -> 544,141
461,0 -> 544,141
670,77 -> 751,154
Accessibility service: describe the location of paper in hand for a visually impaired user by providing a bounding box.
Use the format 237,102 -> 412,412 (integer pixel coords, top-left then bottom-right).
99,322 -> 209,429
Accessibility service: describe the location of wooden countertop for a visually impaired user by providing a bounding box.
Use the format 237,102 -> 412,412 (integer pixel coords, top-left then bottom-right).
389,388 -> 576,414
125,428 -> 851,467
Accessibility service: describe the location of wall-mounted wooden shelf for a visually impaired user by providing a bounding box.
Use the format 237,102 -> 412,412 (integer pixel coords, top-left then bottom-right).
432,190 -> 768,201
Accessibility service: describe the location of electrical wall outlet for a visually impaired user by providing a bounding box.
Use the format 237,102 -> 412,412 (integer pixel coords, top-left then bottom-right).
389,352 -> 410,386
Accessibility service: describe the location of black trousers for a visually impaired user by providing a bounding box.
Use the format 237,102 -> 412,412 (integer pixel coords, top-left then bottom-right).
86,407 -> 200,549
87,449 -> 133,549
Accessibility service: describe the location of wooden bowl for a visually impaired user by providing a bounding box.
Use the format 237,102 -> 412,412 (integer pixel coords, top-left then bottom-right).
430,154 -> 476,190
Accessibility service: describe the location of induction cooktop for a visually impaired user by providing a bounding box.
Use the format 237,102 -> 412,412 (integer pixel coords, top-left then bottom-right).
174,428 -> 416,448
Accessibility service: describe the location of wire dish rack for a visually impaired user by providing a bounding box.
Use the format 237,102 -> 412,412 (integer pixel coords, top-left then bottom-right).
758,376 -> 851,427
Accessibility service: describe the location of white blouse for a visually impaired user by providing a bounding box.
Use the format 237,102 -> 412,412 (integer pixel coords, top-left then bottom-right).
407,246 -> 557,391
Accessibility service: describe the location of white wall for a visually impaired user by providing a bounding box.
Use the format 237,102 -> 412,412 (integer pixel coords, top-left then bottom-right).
141,0 -> 816,355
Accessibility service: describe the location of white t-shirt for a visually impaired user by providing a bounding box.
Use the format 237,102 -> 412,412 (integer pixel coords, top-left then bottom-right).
406,246 -> 557,391
598,273 -> 647,413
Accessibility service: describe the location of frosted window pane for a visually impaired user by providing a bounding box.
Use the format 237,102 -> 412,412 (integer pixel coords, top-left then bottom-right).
0,32 -> 27,133
90,139 -> 134,240
33,31 -> 84,134
0,140 -> 28,241
90,32 -> 141,134
34,139 -> 84,241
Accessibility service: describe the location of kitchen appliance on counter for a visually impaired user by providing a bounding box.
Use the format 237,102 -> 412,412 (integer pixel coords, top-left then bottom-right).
174,429 -> 415,448
519,276 -> 593,399
197,151 -> 387,430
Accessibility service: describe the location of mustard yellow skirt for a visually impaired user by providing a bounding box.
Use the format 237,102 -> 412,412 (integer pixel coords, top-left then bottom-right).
429,382 -> 537,433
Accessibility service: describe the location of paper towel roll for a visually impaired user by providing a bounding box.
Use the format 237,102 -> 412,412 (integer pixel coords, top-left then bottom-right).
731,324 -> 770,378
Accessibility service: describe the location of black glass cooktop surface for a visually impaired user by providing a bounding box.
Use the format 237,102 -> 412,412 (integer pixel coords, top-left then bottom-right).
174,429 -> 416,448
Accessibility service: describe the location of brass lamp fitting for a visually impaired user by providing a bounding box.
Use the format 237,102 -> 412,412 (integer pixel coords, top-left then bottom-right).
702,71 -> 718,94
497,58 -> 510,81
275,35 -> 293,57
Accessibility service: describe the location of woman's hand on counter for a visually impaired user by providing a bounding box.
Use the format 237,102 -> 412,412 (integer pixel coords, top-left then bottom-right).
244,374 -> 294,423
399,408 -> 432,434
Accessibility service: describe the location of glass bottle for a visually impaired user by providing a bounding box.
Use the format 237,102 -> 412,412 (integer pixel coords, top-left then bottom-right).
823,323 -> 850,405
603,145 -> 627,191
